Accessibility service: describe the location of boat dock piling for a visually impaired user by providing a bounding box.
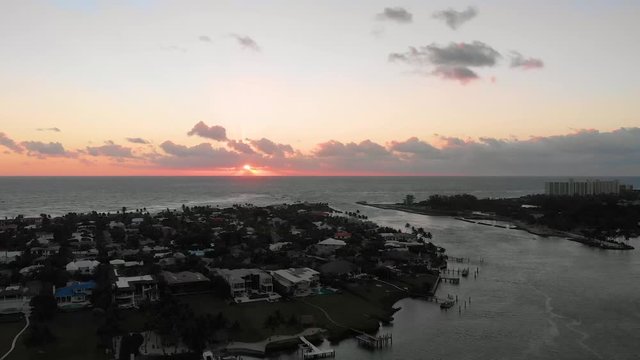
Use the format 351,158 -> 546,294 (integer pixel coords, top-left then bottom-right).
298,336 -> 335,359
355,333 -> 392,349
440,276 -> 460,284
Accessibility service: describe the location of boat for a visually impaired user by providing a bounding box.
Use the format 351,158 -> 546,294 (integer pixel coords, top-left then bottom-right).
440,300 -> 455,309
461,268 -> 469,277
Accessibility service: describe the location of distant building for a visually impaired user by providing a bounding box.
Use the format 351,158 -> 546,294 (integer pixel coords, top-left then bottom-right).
544,179 -> 621,196
54,281 -> 96,310
114,275 -> 159,308
271,268 -> 320,297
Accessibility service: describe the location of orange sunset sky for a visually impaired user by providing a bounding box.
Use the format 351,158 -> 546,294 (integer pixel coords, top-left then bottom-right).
1,1 -> 639,176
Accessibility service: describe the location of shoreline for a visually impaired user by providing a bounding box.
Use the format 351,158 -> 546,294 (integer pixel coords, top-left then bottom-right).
357,202 -> 634,251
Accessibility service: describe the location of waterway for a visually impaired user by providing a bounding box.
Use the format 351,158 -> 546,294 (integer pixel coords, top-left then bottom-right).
265,206 -> 640,360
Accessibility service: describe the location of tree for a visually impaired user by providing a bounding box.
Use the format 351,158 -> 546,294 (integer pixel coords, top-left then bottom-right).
30,294 -> 57,321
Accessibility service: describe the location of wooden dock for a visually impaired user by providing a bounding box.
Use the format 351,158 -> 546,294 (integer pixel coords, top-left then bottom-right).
354,332 -> 392,349
440,276 -> 460,284
298,336 -> 335,359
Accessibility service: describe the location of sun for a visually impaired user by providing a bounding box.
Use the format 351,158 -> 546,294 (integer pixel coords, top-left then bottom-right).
243,164 -> 253,171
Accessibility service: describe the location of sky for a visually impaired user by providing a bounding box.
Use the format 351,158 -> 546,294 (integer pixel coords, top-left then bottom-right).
0,0 -> 639,176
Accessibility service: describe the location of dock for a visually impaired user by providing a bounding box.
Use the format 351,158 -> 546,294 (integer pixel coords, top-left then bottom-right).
354,332 -> 392,349
298,336 -> 335,359
440,276 -> 460,284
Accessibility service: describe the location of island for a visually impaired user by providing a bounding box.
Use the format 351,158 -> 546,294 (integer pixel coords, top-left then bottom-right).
0,202 -> 454,360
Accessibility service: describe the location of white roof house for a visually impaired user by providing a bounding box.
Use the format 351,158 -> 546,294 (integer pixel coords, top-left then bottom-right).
317,238 -> 346,247
66,260 -> 100,274
271,268 -> 320,297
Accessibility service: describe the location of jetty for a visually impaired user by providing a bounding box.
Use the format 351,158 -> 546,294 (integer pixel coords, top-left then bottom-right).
354,332 -> 392,349
440,276 -> 460,284
298,336 -> 335,359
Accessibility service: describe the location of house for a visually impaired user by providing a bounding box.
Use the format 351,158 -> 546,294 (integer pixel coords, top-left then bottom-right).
216,268 -> 274,300
269,242 -> 291,252
109,221 -> 125,229
0,251 -> 21,264
65,260 -> 100,275
0,283 -> 39,316
379,233 -> 417,242
316,238 -> 346,255
114,275 -> 159,309
54,281 -> 96,310
334,231 -> 352,240
271,268 -> 320,297
160,271 -> 210,294
130,218 -> 145,227
30,245 -> 60,257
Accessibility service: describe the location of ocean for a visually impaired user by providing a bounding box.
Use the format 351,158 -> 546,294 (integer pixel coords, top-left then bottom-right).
1,176 -> 639,359
2,176 -> 639,218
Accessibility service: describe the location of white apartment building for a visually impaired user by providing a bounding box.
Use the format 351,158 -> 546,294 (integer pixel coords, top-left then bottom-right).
545,179 -> 621,196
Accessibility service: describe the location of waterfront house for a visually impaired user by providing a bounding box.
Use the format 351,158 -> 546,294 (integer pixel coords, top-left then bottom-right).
54,281 -> 96,310
114,275 -> 159,309
160,271 -> 210,294
215,268 -> 274,301
271,268 -> 320,297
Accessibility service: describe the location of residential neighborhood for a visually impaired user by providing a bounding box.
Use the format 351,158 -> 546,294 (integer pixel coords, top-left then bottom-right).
0,202 -> 443,359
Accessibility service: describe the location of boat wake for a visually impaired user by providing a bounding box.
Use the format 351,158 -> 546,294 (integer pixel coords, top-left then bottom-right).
527,287 -> 603,360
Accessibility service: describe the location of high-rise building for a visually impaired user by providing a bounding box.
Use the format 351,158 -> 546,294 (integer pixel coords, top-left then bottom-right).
544,179 -> 621,196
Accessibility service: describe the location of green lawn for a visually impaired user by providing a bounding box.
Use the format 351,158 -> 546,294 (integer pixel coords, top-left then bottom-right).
164,280 -> 407,342
0,311 -> 109,360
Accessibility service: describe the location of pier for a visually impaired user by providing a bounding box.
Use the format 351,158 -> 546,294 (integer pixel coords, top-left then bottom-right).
354,332 -> 392,349
298,336 -> 335,359
440,276 -> 460,284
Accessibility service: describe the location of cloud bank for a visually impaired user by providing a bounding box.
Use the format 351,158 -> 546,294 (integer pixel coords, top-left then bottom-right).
3,125 -> 640,176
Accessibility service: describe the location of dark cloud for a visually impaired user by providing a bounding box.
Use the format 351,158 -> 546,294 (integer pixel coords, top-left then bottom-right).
126,137 -> 149,144
390,42 -> 500,68
156,141 -> 240,168
376,7 -> 413,24
198,35 -> 212,43
0,132 -> 23,153
249,138 -> 293,157
187,121 -> 228,141
427,42 -> 500,67
230,34 -> 260,52
36,127 -> 61,132
227,140 -> 255,154
389,42 -> 500,82
86,142 -> 134,158
433,7 -> 478,30
389,137 -> 440,155
510,52 -> 544,70
315,140 -> 391,158
432,66 -> 479,84
21,141 -> 70,157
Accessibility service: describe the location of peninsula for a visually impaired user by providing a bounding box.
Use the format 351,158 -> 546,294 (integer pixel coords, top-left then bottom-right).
359,191 -> 639,251
0,202 -> 447,359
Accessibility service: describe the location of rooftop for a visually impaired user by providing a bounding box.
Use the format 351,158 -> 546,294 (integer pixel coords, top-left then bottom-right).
161,271 -> 210,285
